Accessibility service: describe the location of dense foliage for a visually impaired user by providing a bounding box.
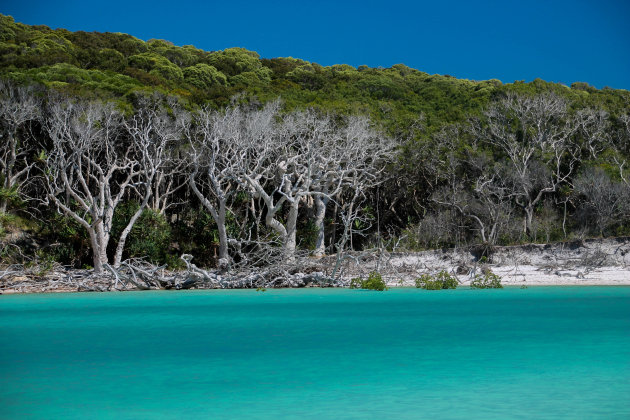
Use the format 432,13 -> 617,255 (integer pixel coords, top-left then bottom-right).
1,15 -> 630,272
4,14 -> 626,132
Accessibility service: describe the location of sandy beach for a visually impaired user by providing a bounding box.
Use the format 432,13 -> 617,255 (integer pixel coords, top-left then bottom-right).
351,237 -> 630,287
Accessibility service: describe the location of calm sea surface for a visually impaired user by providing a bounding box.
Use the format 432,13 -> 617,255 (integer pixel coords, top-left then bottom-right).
1,287 -> 629,419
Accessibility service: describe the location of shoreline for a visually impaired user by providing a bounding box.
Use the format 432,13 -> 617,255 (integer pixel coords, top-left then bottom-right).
2,270 -> 629,294
2,237 -> 630,294
2,282 -> 630,295
2,273 -> 630,295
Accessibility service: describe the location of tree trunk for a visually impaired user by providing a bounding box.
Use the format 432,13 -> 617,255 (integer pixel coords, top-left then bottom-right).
524,206 -> 534,238
88,230 -> 108,274
189,176 -> 231,264
113,204 -> 146,267
0,174 -> 10,213
330,196 -> 339,249
313,196 -> 328,257
265,208 -> 288,239
562,199 -> 568,239
479,225 -> 487,244
283,202 -> 299,261
216,201 -> 229,262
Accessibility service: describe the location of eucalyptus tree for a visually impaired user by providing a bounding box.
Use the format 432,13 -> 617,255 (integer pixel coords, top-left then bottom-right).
572,166 -> 629,235
230,103 -> 394,260
429,125 -> 514,245
308,114 -> 395,256
573,108 -> 612,159
613,113 -> 630,187
186,104 -> 255,263
232,100 -> 306,260
119,97 -> 184,266
0,80 -> 40,214
472,93 -> 580,236
43,96 -> 179,273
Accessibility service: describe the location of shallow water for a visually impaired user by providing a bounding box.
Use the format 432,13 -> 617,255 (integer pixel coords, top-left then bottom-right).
1,287 -> 629,419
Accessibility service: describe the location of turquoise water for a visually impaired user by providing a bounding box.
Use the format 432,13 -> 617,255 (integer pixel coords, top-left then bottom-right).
1,287 -> 629,419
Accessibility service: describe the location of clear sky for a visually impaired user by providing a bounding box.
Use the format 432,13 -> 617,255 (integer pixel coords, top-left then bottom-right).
2,0 -> 629,89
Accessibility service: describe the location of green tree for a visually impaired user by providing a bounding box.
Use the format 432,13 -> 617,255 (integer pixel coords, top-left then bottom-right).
208,47 -> 261,75
128,52 -> 183,81
183,63 -> 227,89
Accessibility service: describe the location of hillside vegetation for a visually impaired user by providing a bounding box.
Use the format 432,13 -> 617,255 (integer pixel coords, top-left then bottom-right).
1,14 -> 629,272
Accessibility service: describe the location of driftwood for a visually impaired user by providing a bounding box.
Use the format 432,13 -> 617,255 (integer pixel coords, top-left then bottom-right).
0,263 -> 111,293
0,252 -> 345,293
3,237 -> 630,293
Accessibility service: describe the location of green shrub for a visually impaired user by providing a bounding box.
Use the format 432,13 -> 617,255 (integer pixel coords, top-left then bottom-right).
42,212 -> 91,267
415,273 -> 434,289
0,185 -> 21,210
349,271 -> 388,291
415,270 -> 458,290
470,271 -> 503,289
0,212 -> 14,238
297,218 -> 319,250
112,202 -> 172,264
32,250 -> 56,276
126,209 -> 171,263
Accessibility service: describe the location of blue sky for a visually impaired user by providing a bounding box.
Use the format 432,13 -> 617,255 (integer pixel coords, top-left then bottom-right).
2,0 -> 629,89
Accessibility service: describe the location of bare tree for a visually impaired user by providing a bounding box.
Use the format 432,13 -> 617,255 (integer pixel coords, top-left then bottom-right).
44,98 -> 127,273
234,101 -> 303,260
612,113 -> 630,187
473,93 -> 580,236
573,166 -> 629,235
118,98 -> 183,266
310,114 -> 395,256
231,103 -> 394,260
280,109 -> 340,257
148,153 -> 186,215
432,177 -> 514,245
574,108 -> 611,159
186,105 -> 249,264
330,188 -> 370,279
43,96 -> 178,273
425,125 -> 516,245
0,80 -> 40,213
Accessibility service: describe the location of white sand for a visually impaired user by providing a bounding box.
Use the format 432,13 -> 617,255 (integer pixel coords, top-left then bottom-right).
341,238 -> 630,287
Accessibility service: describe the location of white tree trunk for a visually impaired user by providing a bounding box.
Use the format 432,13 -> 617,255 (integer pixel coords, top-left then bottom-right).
113,204 -> 146,267
88,229 -> 108,274
216,202 -> 229,262
189,175 -> 231,263
284,201 -> 299,261
313,195 -> 328,256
